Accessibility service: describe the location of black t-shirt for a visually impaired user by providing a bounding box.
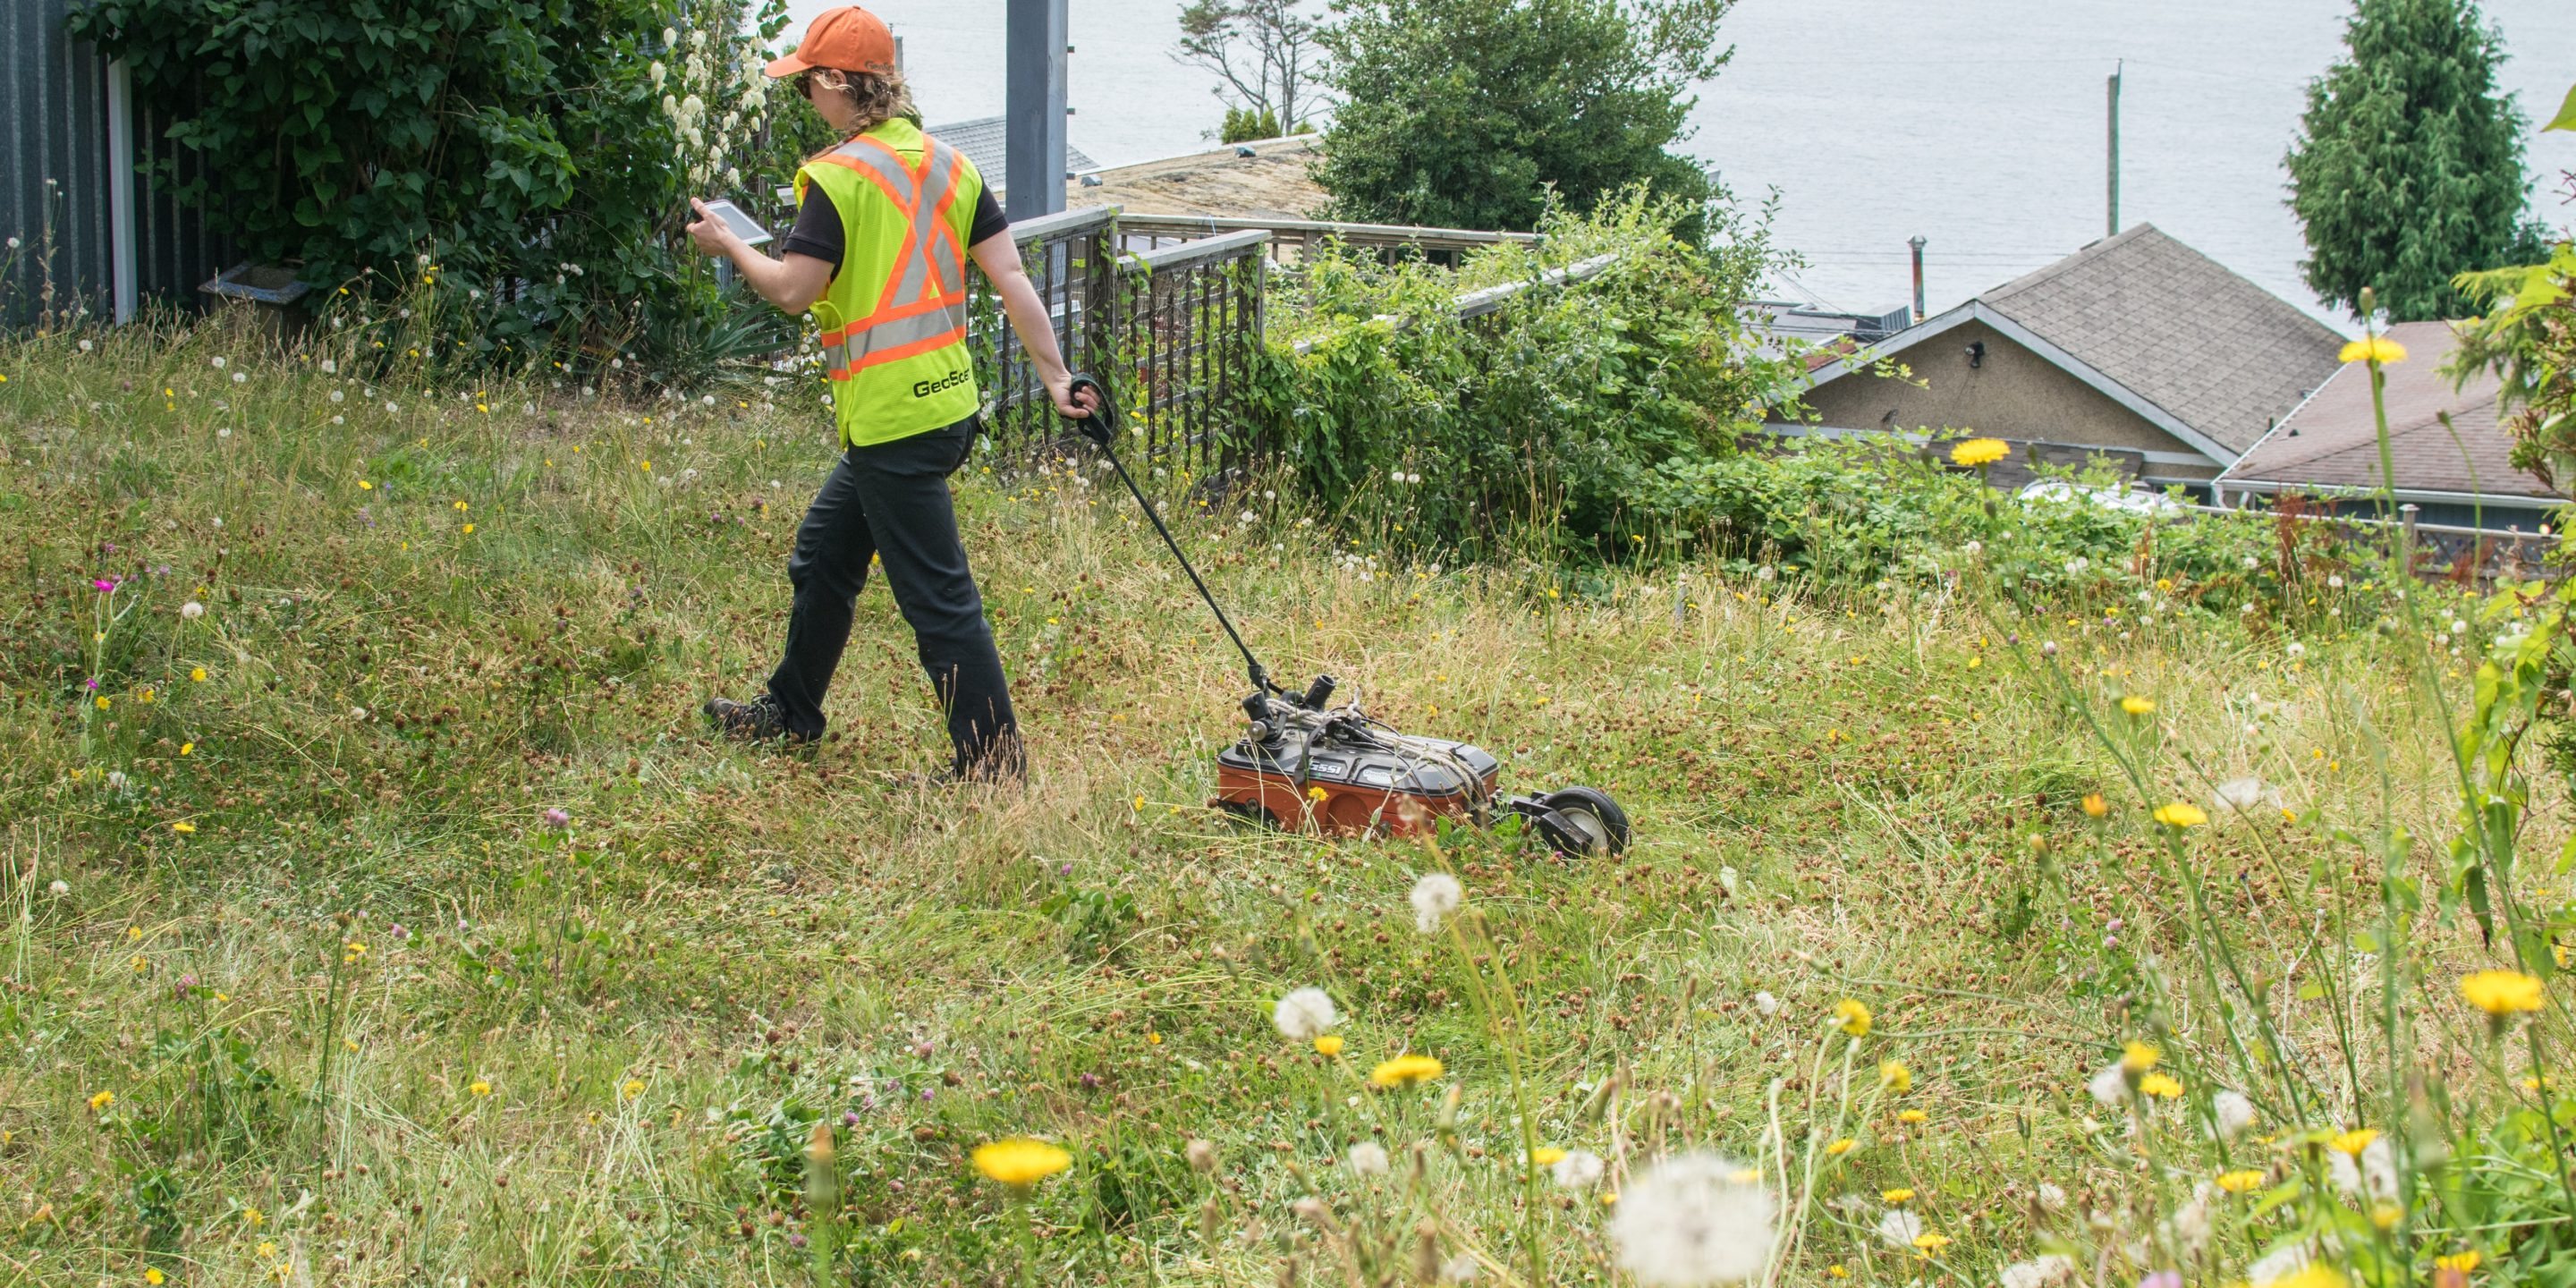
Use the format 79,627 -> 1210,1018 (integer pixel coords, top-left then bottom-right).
780,182 -> 1010,280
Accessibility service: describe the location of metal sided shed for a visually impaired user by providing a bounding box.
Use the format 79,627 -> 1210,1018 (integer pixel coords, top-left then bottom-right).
1,0 -> 229,329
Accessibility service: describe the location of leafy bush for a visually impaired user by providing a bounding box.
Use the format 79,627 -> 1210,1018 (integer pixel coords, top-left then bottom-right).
1313,0 -> 1733,236
1250,188 -> 1804,562
64,0 -> 822,383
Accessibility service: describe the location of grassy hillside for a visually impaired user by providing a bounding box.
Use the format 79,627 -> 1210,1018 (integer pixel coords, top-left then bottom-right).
2,319 -> 2563,1288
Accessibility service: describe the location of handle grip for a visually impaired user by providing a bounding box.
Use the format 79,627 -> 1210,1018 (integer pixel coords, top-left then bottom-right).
1066,372 -> 1114,445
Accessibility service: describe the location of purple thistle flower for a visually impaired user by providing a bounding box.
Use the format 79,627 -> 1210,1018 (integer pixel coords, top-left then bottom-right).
92,578 -> 118,592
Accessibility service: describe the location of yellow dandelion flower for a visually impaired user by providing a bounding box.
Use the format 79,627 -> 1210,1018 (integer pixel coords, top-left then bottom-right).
170,821 -> 195,834
147,1268 -> 165,1285
462,523 -> 475,535
2329,1128 -> 2379,1157
1532,1148 -> 1568,1166
972,1138 -> 1072,1186
1827,1267 -> 1850,1280
1897,1108 -> 1928,1123
2082,792 -> 2109,818
469,1080 -> 493,1097
1878,1059 -> 1912,1093
2216,1169 -> 2267,1193
359,479 -> 372,489
1826,1138 -> 1856,1156
127,927 -> 143,941
2121,1041 -> 2160,1072
180,742 -> 193,756
1314,1035 -> 1344,1056
2139,1072 -> 2184,1098
2339,336 -> 2407,365
640,460 -> 652,471
1831,998 -> 1872,1037
2152,802 -> 2208,828
2435,1251 -> 2480,1273
96,695 -> 112,710
257,1240 -> 275,1257
1912,1232 -> 1952,1253
622,1079 -> 646,1100
2120,694 -> 2155,716
1883,1188 -> 1916,1204
191,667 -> 208,682
1368,1054 -> 1445,1088
242,1207 -> 263,1228
89,1090 -> 114,1111
1950,437 -> 2009,467
1307,785 -> 1327,801
2459,970 -> 2544,1016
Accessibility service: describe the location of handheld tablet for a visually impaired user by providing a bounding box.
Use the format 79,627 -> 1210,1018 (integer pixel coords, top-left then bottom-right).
697,198 -> 774,246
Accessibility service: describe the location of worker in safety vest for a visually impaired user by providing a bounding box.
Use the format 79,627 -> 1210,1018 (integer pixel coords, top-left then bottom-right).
685,4 -> 1093,781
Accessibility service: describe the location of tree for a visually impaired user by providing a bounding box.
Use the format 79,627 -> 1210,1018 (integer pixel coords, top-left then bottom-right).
2285,0 -> 2550,321
1310,0 -> 1731,236
1174,0 -> 1332,140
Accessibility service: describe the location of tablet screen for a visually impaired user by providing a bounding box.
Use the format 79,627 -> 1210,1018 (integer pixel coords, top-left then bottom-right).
699,198 -> 773,246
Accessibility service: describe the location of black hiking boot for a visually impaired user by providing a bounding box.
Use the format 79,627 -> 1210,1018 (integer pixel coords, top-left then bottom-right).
702,693 -> 803,743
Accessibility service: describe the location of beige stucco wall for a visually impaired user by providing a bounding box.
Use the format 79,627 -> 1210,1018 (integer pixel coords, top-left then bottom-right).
1795,318 -> 2217,474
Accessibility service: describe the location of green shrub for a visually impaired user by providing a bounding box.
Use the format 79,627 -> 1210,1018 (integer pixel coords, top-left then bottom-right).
1251,188 -> 1804,562
64,0 -> 822,384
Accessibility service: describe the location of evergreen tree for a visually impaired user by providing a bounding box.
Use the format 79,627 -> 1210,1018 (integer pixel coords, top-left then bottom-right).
2286,0 -> 2549,321
1313,0 -> 1732,236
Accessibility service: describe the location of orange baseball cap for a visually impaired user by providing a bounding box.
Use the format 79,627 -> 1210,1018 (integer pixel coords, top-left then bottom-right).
765,6 -> 897,78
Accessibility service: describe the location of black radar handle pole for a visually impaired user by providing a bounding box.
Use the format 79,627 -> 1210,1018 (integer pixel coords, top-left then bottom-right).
1064,373 -> 1277,698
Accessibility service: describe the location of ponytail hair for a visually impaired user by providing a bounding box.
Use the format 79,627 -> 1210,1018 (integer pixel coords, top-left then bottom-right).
802,66 -> 921,160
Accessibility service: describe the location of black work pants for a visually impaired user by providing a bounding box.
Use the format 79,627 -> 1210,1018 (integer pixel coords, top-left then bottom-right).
766,414 -> 1021,776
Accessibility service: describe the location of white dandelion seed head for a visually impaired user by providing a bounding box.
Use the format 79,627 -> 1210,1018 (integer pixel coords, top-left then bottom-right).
2088,1063 -> 2130,1107
329,390 -> 344,402
49,879 -> 69,895
1610,1153 -> 1775,1286
2246,1244 -> 2313,1287
2036,1182 -> 2068,1211
1754,565 -> 1776,582
2326,574 -> 2344,589
231,371 -> 246,384
179,601 -> 204,620
1440,1254 -> 1480,1283
1962,539 -> 1982,558
1346,1141 -> 1389,1175
2065,556 -> 2090,575
2328,1137 -> 2397,1202
2165,1188 -> 2215,1257
1410,873 -> 1464,933
2241,555 -> 2259,570
1551,1148 -> 1606,1190
2212,1090 -> 2256,1138
385,402 -> 400,414
1753,991 -> 1779,1015
1873,1208 -> 1923,1250
350,707 -> 369,720
2212,776 -> 2279,817
2286,641 -> 2305,657
2450,619 -> 2468,635
1999,1255 -> 2078,1288
79,338 -> 93,352
1272,987 -> 1337,1041
210,355 -> 227,369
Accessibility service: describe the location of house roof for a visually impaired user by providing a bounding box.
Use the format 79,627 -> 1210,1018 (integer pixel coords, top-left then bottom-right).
1801,225 -> 2347,462
1064,133 -> 1329,220
926,117 -> 1098,193
2216,321 -> 2558,503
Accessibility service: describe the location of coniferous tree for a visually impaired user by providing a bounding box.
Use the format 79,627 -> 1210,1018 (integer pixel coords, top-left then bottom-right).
2286,0 -> 2549,321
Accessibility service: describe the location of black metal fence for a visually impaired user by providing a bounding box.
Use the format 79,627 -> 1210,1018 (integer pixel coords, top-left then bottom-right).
970,207 -> 1272,475
2,3 -> 231,330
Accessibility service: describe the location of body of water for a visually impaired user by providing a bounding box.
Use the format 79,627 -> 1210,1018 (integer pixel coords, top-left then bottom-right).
791,0 -> 2575,328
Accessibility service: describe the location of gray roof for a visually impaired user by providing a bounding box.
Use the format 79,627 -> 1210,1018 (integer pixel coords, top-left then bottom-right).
924,117 -> 1097,194
1979,225 -> 2347,456
2218,320 -> 2556,500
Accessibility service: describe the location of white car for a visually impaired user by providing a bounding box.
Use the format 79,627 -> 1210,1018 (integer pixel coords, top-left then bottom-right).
2017,479 -> 2182,516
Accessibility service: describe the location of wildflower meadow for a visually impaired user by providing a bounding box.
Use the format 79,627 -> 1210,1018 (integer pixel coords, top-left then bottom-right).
3,290 -> 2572,1288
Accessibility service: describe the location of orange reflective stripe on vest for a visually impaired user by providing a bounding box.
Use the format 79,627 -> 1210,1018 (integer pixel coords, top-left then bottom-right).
809,133 -> 970,382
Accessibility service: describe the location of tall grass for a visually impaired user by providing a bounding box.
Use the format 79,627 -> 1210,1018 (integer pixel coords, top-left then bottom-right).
0,312 -> 2565,1287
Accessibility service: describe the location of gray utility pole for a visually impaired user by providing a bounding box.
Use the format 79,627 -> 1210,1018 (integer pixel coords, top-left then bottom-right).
2106,60 -> 2122,239
1004,0 -> 1070,221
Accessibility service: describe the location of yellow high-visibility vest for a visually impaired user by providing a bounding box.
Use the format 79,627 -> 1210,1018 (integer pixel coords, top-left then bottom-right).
793,117 -> 983,446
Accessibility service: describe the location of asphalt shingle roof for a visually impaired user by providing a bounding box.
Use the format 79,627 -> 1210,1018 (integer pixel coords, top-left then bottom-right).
1980,225 -> 2347,456
926,117 -> 1097,193
2217,320 -> 2555,500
